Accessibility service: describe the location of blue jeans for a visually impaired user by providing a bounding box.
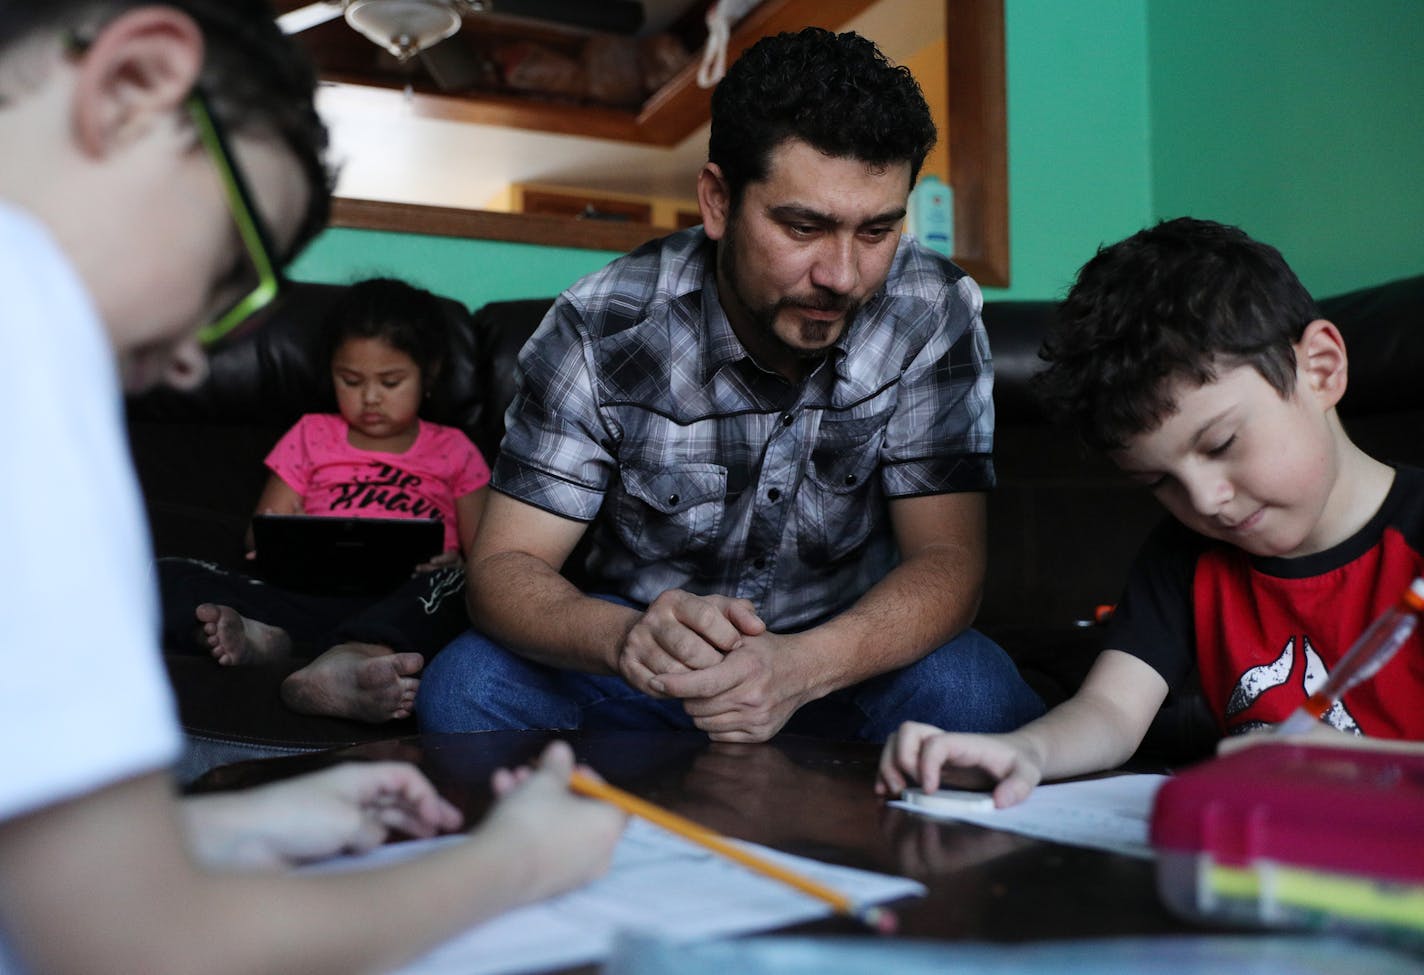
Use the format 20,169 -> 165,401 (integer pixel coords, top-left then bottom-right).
416,604 -> 1045,742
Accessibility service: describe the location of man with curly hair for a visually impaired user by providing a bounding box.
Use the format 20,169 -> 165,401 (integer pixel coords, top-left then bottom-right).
420,28 -> 1045,743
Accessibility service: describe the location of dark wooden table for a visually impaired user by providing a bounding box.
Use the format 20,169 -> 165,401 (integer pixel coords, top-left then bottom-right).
193,730 -> 1212,968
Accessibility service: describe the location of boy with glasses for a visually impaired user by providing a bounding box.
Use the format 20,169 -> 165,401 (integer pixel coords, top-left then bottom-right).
0,3 -> 623,971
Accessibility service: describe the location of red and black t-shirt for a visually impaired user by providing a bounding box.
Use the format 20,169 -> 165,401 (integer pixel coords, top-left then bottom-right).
1104,465 -> 1424,739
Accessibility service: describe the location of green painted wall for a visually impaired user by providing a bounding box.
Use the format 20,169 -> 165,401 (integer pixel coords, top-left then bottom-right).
993,0 -> 1153,301
287,227 -> 623,309
1146,0 -> 1424,297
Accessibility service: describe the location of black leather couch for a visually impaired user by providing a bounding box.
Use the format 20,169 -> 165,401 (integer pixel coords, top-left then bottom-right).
126,272 -> 1424,778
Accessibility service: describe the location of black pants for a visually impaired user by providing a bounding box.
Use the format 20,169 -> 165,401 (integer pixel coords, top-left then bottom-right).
157,556 -> 469,660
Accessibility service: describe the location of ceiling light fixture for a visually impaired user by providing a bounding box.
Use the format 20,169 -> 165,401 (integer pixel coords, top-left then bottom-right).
344,0 -> 464,62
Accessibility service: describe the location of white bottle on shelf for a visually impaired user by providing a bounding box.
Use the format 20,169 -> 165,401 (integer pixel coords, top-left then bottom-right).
907,173 -> 953,257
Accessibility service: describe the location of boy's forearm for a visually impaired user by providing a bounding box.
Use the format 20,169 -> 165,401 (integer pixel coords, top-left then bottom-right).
1,773 -> 579,975
180,791 -> 268,870
211,821 -> 562,975
1013,650 -> 1168,780
1010,697 -> 1146,781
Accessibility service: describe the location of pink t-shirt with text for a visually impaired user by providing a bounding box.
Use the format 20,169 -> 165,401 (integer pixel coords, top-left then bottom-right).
265,413 -> 490,553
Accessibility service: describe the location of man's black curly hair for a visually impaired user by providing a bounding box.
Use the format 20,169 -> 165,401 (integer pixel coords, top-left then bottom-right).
708,27 -> 936,209
1038,217 -> 1322,452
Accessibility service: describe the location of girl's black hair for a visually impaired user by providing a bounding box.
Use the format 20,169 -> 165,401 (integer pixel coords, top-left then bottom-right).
322,278 -> 452,400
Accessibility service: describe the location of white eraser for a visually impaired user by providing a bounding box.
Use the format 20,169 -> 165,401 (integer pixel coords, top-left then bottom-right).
902,786 -> 996,812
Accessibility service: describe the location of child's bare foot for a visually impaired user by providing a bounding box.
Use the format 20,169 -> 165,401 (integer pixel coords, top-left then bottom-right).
195,604 -> 292,667
280,643 -> 423,723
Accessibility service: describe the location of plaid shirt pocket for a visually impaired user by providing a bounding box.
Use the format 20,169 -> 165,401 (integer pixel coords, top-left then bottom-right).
612,463 -> 728,563
797,418 -> 886,564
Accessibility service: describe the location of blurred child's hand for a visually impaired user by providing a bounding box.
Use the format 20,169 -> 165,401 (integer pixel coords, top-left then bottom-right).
876,720 -> 1042,809
480,741 -> 626,905
182,761 -> 464,870
414,550 -> 462,573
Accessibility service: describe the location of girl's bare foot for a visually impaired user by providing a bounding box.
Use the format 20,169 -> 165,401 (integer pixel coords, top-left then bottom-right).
195,604 -> 292,666
280,643 -> 423,723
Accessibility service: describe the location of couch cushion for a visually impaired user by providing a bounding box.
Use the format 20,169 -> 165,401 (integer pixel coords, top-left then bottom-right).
165,655 -> 415,772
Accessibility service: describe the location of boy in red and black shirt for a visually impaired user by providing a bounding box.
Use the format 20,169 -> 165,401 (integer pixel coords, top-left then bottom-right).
877,217 -> 1424,807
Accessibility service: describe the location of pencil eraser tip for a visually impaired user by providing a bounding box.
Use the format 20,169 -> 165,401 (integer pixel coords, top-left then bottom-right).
866,907 -> 898,935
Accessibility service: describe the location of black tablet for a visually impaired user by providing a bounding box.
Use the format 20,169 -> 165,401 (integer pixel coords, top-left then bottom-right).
251,514 -> 444,595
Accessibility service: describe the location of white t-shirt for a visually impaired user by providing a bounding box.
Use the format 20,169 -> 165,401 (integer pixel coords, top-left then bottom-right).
0,201 -> 182,823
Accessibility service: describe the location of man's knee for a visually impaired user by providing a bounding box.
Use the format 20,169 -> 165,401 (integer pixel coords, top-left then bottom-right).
415,629 -> 516,729
416,629 -> 587,733
864,629 -> 1045,735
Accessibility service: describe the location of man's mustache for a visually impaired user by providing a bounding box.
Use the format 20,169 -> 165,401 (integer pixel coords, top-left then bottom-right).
779,292 -> 852,314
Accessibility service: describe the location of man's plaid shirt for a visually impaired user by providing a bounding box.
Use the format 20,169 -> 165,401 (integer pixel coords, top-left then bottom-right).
493,228 -> 994,631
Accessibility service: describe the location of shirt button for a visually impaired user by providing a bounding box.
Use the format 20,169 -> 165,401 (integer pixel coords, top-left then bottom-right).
666,494 -> 680,506
767,488 -> 781,502
753,556 -> 767,570
781,413 -> 794,426
844,473 -> 857,486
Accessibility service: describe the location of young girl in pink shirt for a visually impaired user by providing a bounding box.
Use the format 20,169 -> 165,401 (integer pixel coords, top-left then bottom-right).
160,278 -> 489,723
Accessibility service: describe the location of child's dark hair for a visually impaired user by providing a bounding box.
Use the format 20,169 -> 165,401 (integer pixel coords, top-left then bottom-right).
1038,217 -> 1322,452
323,278 -> 452,399
708,28 -> 936,211
0,0 -> 332,260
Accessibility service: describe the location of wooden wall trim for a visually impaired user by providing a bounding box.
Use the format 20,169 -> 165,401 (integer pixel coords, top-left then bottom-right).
330,197 -> 667,252
947,0 -> 1010,287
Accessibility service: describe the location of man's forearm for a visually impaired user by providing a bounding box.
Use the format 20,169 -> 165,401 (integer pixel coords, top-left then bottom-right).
791,545 -> 981,699
466,551 -> 637,673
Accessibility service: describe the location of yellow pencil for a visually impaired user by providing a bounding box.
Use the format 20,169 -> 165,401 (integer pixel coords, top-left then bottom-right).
568,770 -> 898,933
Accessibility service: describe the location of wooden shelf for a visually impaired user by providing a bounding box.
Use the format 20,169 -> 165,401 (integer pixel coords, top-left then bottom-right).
331,197 -> 671,253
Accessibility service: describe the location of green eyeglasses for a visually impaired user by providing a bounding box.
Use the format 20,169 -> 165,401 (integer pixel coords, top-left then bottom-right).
187,92 -> 283,346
